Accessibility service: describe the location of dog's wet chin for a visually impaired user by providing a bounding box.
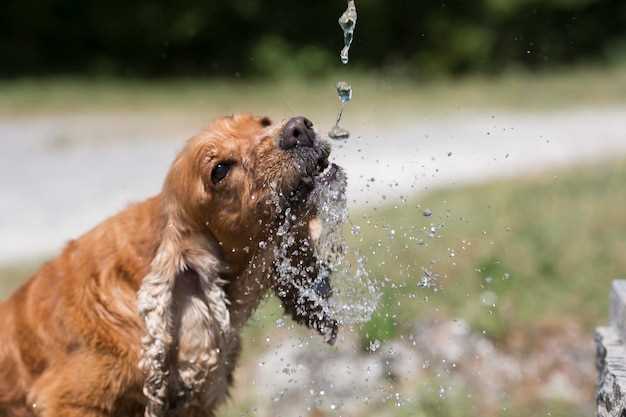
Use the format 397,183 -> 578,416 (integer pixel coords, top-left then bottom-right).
282,139 -> 336,206
312,163 -> 347,202
316,163 -> 344,188
287,163 -> 346,210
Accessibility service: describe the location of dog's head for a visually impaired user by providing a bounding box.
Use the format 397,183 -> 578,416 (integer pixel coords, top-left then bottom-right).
164,114 -> 334,252
162,114 -> 344,342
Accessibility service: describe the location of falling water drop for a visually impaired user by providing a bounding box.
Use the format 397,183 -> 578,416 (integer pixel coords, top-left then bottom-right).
336,80 -> 353,104
339,0 -> 358,65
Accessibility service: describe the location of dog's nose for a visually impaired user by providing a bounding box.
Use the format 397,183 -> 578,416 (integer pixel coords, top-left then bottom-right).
279,117 -> 315,150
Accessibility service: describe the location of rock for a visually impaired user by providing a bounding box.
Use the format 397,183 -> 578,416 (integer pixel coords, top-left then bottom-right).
596,326 -> 626,417
595,280 -> 626,417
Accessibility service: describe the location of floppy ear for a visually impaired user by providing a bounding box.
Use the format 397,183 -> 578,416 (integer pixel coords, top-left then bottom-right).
272,224 -> 338,345
137,227 -> 184,417
137,225 -> 231,417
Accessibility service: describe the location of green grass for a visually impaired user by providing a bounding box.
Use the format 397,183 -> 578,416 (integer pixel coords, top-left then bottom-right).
360,287 -> 400,350
351,158 -> 626,344
2,65 -> 626,119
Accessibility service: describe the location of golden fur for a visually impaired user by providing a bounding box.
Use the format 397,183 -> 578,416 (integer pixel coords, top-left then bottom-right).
0,114 -> 339,417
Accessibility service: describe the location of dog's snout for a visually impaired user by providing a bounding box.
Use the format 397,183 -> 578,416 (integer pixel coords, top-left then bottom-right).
279,117 -> 315,150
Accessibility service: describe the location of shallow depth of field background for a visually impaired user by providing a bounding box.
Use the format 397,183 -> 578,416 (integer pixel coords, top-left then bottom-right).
2,1 -> 626,416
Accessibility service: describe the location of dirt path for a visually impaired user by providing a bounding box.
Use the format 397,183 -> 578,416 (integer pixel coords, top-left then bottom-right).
1,107 -> 626,263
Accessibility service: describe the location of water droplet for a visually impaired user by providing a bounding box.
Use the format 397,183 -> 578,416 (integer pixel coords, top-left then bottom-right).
418,268 -> 435,288
336,80 -> 352,104
480,291 -> 497,306
369,339 -> 381,352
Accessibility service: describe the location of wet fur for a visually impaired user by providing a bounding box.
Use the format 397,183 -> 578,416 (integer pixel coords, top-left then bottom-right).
0,114 -> 337,417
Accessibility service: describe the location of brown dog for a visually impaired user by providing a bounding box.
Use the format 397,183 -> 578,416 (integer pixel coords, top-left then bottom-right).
0,114 -> 344,417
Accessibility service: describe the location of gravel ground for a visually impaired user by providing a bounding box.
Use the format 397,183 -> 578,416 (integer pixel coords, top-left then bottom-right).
2,107 -> 626,263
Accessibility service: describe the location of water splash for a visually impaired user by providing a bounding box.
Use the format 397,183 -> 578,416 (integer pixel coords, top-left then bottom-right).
271,171 -> 380,328
339,0 -> 358,65
310,170 -> 380,325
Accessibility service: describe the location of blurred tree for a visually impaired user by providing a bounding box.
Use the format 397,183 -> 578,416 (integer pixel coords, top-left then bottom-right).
0,0 -> 624,78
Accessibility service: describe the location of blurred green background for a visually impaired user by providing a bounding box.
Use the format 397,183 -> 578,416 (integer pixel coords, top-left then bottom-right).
2,0 -> 626,79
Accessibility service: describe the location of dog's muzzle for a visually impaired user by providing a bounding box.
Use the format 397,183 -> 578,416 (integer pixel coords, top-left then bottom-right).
279,116 -> 316,150
279,117 -> 335,202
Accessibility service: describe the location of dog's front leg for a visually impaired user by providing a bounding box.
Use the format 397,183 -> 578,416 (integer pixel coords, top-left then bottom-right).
29,352 -> 137,417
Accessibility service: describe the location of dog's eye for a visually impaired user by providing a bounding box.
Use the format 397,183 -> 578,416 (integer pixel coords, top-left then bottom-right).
211,162 -> 233,184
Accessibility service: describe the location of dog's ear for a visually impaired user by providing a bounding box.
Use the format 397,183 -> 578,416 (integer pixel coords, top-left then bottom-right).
137,214 -> 230,417
137,226 -> 184,417
272,227 -> 338,345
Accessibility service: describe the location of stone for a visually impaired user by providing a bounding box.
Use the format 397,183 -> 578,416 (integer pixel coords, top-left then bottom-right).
595,279 -> 626,417
595,326 -> 626,417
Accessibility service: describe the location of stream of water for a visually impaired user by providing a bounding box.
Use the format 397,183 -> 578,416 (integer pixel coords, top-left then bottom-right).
339,0 -> 357,65
328,81 -> 353,140
329,1 -> 357,140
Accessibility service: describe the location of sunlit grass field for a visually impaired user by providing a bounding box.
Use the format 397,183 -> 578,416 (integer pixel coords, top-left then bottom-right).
1,66 -> 626,120
355,157 -> 626,345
